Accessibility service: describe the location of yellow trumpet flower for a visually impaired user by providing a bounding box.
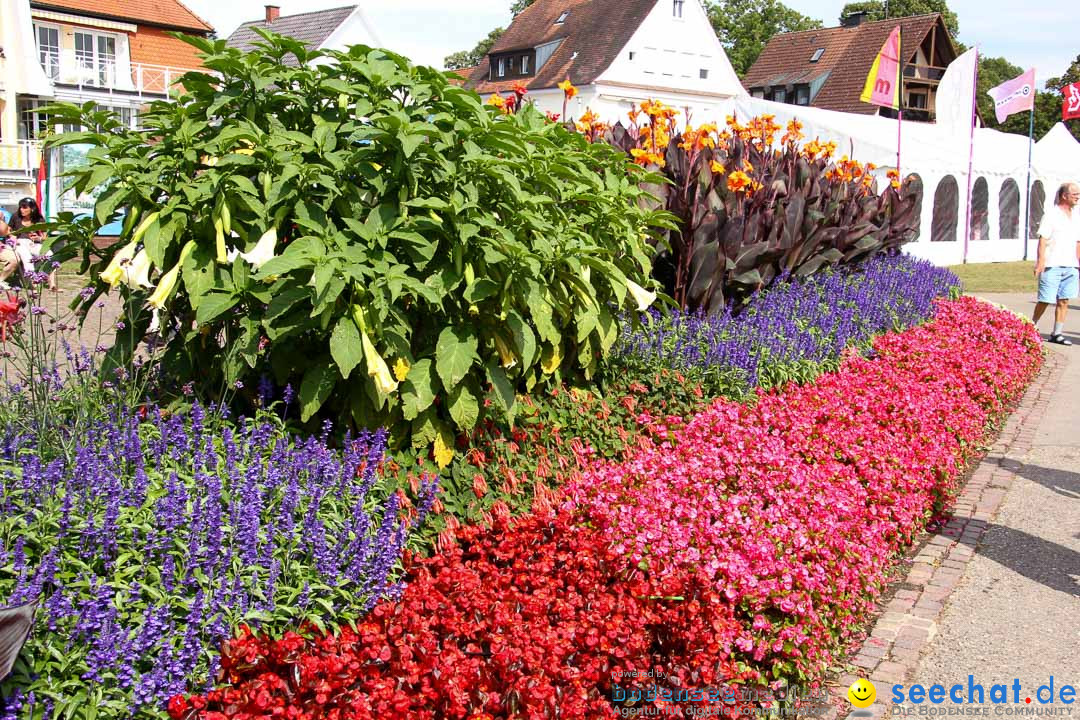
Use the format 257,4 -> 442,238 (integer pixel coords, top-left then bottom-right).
360,328 -> 399,395
100,242 -> 139,287
626,279 -> 657,312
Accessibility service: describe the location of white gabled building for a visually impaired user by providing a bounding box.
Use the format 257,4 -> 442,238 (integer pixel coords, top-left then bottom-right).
467,0 -> 742,124
225,4 -> 382,67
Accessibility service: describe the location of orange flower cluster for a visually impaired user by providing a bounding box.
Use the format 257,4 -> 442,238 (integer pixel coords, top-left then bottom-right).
780,119 -> 804,146
801,138 -> 838,161
575,108 -> 610,137
487,93 -> 511,114
629,100 -> 680,167
887,168 -> 901,189
825,155 -> 876,187
678,122 -> 718,153
744,114 -> 782,147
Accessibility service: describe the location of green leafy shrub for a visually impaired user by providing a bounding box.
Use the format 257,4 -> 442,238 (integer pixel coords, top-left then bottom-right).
46,34 -> 667,458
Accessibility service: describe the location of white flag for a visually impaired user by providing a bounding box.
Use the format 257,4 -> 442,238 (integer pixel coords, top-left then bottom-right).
935,48 -> 978,135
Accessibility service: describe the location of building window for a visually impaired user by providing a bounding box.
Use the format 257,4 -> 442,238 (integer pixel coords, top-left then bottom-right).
555,11 -> 569,23
999,178 -> 1020,240
18,99 -> 51,140
521,55 -> 530,74
772,88 -> 787,103
673,0 -> 684,17
750,88 -> 765,99
74,30 -> 117,86
497,58 -> 505,77
908,91 -> 928,109
795,85 -> 810,105
35,24 -> 60,80
629,51 -> 635,60
699,68 -> 708,79
931,175 -> 959,242
810,48 -> 825,62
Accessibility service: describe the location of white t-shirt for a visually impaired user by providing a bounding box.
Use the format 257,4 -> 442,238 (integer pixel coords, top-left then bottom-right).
1039,205 -> 1080,268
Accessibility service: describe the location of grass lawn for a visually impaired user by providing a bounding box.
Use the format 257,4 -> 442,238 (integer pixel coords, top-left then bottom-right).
947,261 -> 1037,294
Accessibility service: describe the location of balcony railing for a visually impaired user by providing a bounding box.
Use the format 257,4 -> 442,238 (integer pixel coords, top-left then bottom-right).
40,52 -> 199,97
0,141 -> 42,175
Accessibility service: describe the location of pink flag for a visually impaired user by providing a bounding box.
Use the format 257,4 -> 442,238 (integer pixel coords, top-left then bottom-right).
986,68 -> 1036,123
860,26 -> 902,109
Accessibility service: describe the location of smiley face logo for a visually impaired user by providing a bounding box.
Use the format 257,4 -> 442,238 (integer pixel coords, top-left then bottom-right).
847,679 -> 876,708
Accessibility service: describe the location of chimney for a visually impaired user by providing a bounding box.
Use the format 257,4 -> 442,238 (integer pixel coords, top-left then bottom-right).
265,5 -> 280,23
841,10 -> 868,27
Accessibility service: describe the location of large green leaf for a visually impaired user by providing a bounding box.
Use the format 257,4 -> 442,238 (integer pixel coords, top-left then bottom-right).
435,326 -> 478,391
401,359 -> 438,420
329,317 -> 362,378
299,359 -> 336,422
447,381 -> 479,429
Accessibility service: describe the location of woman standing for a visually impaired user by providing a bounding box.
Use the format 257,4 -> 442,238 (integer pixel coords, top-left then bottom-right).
7,197 -> 55,290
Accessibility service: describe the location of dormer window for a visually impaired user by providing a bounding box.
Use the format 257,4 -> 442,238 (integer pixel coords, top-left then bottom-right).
673,0 -> 684,17
489,51 -> 537,80
555,11 -> 569,24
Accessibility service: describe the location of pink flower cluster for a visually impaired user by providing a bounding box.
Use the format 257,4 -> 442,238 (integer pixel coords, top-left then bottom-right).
178,298 -> 1042,717
564,297 -> 1042,683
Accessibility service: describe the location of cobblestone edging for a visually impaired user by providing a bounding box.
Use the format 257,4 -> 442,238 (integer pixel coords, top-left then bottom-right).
820,348 -> 1066,720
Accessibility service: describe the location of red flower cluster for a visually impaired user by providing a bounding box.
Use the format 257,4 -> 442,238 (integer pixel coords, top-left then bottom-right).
172,298 -> 1042,719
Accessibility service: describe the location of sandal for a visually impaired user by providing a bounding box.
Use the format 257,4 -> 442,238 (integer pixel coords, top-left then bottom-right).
1049,334 -> 1073,346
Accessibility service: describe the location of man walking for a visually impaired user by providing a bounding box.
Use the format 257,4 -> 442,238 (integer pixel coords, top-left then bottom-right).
1033,182 -> 1080,345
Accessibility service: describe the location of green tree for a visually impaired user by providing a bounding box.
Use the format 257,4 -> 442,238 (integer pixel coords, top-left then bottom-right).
444,26 -> 504,70
838,0 -> 959,37
510,0 -> 537,15
706,0 -> 823,77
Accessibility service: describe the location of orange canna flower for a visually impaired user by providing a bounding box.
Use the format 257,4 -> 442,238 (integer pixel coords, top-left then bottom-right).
575,108 -> 600,133
727,170 -> 752,192
487,93 -> 508,111
628,104 -> 640,124
558,78 -> 578,99
545,110 -> 561,122
511,80 -> 528,98
710,159 -> 725,174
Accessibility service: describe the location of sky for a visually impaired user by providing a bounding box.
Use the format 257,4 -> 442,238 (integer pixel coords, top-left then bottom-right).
181,0 -> 1078,87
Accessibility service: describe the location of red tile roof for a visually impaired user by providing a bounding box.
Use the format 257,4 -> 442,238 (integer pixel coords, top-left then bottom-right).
129,26 -> 207,69
468,0 -> 658,94
743,13 -> 946,115
31,0 -> 213,33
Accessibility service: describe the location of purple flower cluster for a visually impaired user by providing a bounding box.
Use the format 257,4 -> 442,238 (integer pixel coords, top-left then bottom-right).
616,253 -> 961,391
0,402 -> 436,717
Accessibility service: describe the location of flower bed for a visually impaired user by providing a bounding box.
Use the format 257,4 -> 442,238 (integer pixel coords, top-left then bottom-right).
0,403 -> 435,717
423,253 -> 960,534
174,297 -> 1041,718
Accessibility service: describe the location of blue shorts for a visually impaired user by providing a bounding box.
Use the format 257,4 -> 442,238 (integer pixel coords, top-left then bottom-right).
1038,266 -> 1079,303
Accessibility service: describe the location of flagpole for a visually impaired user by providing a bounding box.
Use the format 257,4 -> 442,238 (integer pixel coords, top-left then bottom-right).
896,30 -> 903,175
1022,104 -> 1034,260
961,47 -> 979,264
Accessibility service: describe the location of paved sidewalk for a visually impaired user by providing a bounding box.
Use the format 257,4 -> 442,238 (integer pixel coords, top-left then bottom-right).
827,293 -> 1080,719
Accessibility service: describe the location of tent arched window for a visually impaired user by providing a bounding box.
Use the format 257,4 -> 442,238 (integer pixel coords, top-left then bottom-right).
998,179 -> 1020,240
902,173 -> 923,238
970,177 -> 989,241
931,175 -> 959,243
1029,180 -> 1046,238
